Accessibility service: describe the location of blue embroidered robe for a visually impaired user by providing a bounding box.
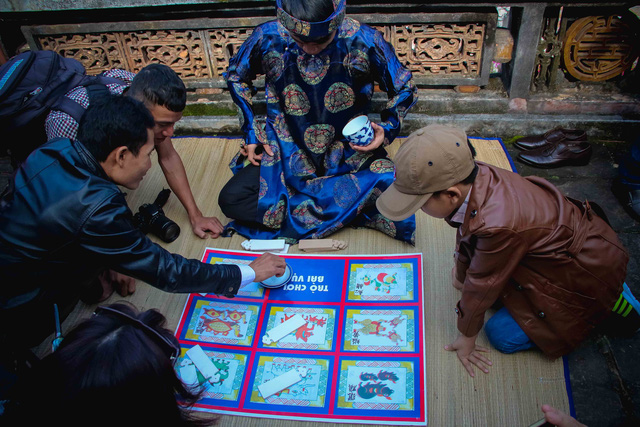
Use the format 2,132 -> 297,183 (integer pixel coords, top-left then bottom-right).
225,17 -> 417,243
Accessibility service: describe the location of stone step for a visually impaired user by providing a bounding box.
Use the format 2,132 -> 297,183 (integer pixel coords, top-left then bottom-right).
183,85 -> 640,142
177,113 -> 640,143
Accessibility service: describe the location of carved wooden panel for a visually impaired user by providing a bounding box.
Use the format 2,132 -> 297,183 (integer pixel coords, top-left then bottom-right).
38,33 -> 127,73
533,10 -> 568,91
563,15 -> 640,82
122,30 -> 211,78
208,28 -> 254,78
30,19 -> 490,83
374,23 -> 485,78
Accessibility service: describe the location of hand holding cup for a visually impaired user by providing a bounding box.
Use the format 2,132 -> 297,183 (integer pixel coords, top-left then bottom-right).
343,115 -> 374,147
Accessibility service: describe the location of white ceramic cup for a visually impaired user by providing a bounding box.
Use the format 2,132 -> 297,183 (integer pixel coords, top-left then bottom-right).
342,115 -> 374,146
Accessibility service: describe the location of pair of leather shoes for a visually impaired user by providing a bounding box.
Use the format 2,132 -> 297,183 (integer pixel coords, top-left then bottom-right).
515,128 -> 592,168
514,128 -> 587,150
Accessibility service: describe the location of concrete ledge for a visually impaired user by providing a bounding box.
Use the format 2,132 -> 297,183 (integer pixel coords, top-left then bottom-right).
184,84 -> 640,142
176,113 -> 640,142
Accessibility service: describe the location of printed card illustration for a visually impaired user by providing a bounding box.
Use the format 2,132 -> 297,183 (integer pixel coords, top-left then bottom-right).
338,360 -> 415,412
205,256 -> 264,297
178,348 -> 247,404
177,250 -> 426,424
185,299 -> 259,346
348,263 -> 414,300
250,356 -> 330,407
262,306 -> 336,350
344,309 -> 415,352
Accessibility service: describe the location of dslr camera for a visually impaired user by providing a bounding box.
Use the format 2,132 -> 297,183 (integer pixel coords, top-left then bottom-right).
132,189 -> 180,243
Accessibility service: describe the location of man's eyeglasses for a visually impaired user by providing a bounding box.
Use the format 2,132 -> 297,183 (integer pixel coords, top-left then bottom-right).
94,305 -> 181,363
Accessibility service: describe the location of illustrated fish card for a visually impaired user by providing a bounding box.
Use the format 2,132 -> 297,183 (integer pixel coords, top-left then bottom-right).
175,249 -> 426,425
260,305 -> 337,350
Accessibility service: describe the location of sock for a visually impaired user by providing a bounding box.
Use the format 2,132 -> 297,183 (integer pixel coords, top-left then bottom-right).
608,283 -> 640,335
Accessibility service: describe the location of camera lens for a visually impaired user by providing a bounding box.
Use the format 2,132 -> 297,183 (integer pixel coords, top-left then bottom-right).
149,212 -> 180,243
161,222 -> 180,243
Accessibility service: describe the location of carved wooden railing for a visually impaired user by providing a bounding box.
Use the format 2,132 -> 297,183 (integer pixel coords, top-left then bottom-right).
7,2 -> 639,100
22,12 -> 497,87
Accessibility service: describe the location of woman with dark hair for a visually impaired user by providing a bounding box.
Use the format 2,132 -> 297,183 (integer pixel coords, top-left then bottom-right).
4,302 -> 214,426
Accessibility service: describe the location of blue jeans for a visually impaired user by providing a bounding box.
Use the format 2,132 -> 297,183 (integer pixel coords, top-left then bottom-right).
619,135 -> 640,189
484,307 -> 536,354
485,283 -> 639,353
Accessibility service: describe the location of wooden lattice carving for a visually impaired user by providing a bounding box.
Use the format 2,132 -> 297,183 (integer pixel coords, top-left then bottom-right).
209,28 -> 254,78
35,21 -> 486,80
563,15 -> 640,82
374,23 -> 485,77
122,30 -> 211,78
533,11 -> 567,91
38,33 -> 126,73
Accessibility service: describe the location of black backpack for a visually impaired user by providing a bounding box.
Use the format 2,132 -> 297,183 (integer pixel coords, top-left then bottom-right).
0,50 -> 126,164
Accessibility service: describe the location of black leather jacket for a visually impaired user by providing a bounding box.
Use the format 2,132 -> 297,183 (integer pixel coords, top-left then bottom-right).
0,138 -> 240,309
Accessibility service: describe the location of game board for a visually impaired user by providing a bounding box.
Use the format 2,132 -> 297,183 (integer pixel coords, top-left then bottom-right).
175,248 -> 426,425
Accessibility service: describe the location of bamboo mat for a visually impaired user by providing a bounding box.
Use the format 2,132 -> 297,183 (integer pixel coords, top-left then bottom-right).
35,135 -> 570,426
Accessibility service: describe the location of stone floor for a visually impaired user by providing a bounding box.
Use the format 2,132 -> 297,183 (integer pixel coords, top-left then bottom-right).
1,136 -> 639,426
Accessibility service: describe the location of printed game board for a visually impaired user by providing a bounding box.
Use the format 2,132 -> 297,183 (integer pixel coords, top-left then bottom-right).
174,248 -> 426,425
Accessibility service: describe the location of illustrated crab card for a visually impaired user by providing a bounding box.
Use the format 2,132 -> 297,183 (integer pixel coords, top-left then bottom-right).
179,296 -> 260,346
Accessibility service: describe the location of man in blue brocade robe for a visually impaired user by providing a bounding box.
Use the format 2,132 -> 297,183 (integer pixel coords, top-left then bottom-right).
219,0 -> 418,243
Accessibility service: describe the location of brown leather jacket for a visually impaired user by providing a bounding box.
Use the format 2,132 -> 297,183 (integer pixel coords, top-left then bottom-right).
449,162 -> 628,358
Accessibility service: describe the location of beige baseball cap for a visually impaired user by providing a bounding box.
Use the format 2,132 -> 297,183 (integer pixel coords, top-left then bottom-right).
376,124 -> 474,221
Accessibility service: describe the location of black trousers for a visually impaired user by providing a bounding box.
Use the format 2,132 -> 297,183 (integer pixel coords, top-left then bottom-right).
218,164 -> 260,224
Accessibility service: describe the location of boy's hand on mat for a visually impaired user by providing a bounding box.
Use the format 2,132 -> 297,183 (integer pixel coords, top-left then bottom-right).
249,253 -> 287,283
445,334 -> 492,377
191,213 -> 224,238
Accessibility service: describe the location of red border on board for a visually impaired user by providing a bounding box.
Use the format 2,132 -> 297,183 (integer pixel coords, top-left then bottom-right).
176,248 -> 426,424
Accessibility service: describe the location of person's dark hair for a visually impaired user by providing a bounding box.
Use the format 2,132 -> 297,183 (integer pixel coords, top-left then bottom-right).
461,139 -> 478,185
127,63 -> 187,112
461,163 -> 479,185
6,302 -> 209,426
77,94 -> 155,163
281,0 -> 335,22
467,138 -> 477,159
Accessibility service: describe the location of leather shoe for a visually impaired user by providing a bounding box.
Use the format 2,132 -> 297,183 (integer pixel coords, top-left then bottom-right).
612,177 -> 640,222
514,128 -> 587,150
517,140 -> 592,168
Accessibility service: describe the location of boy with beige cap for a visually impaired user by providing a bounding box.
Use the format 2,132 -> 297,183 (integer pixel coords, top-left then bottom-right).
377,124 -> 640,377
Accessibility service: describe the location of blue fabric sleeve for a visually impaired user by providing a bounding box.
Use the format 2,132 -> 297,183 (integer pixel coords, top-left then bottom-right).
369,29 -> 418,144
224,26 -> 266,146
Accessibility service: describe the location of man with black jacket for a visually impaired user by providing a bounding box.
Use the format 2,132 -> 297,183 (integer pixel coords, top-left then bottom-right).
0,95 -> 285,350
